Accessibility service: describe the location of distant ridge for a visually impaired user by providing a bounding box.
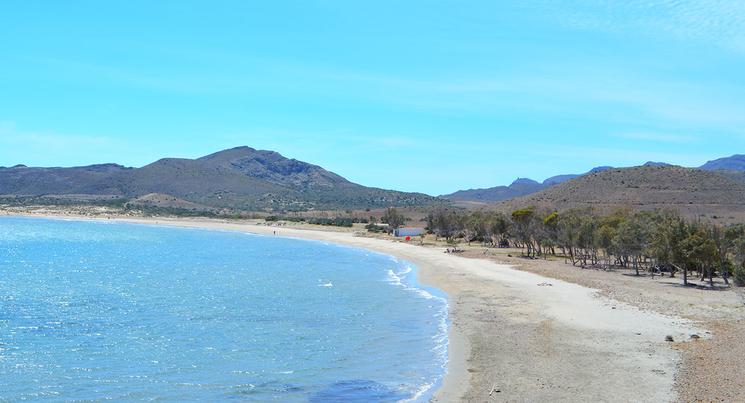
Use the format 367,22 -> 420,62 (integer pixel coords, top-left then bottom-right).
643,161 -> 672,167
699,155 -> 745,171
0,146 -> 438,211
442,155 -> 745,204
494,165 -> 745,220
441,166 -> 613,203
442,178 -> 545,203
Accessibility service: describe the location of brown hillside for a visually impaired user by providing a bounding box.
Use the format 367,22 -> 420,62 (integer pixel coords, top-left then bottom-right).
0,146 -> 438,211
495,166 -> 745,221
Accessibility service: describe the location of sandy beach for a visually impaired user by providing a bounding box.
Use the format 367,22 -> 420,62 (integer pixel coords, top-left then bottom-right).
2,212 -> 722,402
5,3 -> 745,400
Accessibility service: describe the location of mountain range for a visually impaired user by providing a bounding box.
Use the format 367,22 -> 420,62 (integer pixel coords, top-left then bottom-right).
3,149 -> 745,217
493,164 -> 745,222
441,156 -> 745,203
0,146 -> 437,211
442,166 -> 614,203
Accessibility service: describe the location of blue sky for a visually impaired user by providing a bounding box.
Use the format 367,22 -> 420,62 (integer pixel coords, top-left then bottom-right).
2,1 -> 745,195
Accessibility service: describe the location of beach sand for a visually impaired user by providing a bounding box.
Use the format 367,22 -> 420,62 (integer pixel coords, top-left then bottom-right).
2,213 -> 711,401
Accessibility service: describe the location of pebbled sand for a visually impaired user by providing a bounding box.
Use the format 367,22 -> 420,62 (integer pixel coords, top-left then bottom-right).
3,214 -> 705,402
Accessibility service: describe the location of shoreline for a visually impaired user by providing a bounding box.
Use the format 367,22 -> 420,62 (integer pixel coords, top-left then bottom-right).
2,213 -> 705,401
2,213 -> 470,401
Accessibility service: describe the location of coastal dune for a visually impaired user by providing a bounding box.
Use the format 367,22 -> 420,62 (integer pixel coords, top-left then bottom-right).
15,214 -> 702,402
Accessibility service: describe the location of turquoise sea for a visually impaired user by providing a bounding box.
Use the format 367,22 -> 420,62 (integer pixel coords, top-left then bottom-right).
0,217 -> 448,402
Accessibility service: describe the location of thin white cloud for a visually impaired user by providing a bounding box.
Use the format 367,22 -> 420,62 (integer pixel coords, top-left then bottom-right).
614,132 -> 697,143
30,58 -> 224,93
528,144 -> 709,168
540,0 -> 745,53
262,58 -> 745,132
0,122 -> 111,148
29,50 -> 745,135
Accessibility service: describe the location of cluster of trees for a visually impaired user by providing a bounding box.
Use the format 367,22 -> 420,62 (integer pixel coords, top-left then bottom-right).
265,215 -> 370,227
363,208 -> 409,233
381,207 -> 406,229
425,206 -> 745,287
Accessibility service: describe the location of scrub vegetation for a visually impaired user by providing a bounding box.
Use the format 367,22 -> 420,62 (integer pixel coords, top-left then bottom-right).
425,206 -> 745,287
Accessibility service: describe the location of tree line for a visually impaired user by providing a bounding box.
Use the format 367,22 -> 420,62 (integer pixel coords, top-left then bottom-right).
424,206 -> 745,287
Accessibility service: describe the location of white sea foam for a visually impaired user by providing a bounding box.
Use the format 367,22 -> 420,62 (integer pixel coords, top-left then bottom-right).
387,269 -> 404,286
402,381 -> 436,403
387,265 -> 438,301
384,262 -> 449,402
397,266 -> 412,276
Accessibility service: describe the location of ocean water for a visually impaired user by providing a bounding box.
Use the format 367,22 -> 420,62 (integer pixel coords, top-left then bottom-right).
0,217 -> 448,402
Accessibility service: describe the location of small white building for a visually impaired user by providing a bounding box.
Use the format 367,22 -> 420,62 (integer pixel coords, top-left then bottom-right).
393,227 -> 425,237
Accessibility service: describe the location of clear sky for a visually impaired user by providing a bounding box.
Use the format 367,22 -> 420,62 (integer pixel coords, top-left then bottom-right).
2,1 -> 745,195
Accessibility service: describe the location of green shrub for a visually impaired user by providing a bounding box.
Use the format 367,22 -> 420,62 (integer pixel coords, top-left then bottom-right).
734,263 -> 745,287
365,223 -> 387,233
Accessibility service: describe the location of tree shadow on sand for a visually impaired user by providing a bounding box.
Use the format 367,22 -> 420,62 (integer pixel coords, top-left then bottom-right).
662,281 -> 731,291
